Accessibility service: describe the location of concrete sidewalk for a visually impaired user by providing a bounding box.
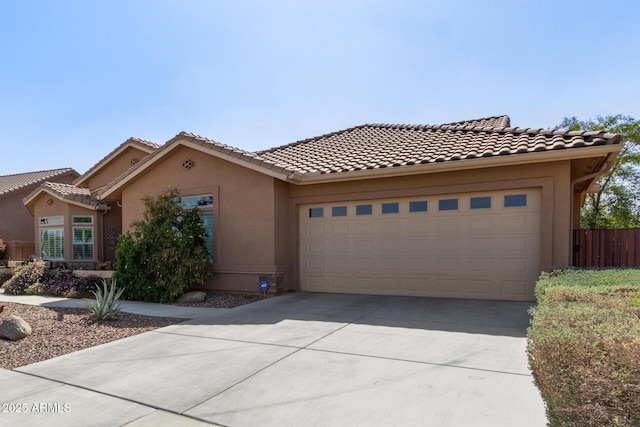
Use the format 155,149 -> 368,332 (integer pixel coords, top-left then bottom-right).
2,293 -> 546,426
0,289 -> 226,319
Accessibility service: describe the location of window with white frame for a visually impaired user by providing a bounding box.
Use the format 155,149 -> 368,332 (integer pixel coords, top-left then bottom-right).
72,216 -> 94,260
39,216 -> 64,260
72,228 -> 93,260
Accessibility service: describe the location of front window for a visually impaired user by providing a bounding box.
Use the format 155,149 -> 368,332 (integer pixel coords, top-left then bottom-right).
181,195 -> 214,262
73,227 -> 94,260
40,227 -> 64,260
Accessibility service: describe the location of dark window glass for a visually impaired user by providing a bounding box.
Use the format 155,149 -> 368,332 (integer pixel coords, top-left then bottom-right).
332,206 -> 347,217
356,204 -> 373,215
504,194 -> 527,207
381,202 -> 399,214
309,207 -> 324,218
470,196 -> 491,209
409,201 -> 428,212
439,199 -> 458,211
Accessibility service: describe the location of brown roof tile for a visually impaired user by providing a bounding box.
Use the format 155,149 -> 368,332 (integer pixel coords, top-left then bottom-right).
36,182 -> 105,208
254,116 -> 621,175
0,168 -> 77,197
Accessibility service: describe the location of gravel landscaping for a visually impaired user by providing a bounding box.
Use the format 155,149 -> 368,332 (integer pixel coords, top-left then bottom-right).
0,293 -> 264,369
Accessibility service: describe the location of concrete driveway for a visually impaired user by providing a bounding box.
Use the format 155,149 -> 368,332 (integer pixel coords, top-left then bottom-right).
3,293 -> 546,426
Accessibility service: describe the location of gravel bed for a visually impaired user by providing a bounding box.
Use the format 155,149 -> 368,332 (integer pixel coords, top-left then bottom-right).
0,293 -> 263,369
0,303 -> 182,369
172,292 -> 263,308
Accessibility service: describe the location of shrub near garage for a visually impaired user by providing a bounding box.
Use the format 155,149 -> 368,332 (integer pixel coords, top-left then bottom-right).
527,269 -> 640,427
113,187 -> 211,303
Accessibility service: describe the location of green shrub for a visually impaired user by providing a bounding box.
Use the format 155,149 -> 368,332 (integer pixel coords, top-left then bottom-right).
85,279 -> 125,321
113,187 -> 211,303
528,269 -> 640,426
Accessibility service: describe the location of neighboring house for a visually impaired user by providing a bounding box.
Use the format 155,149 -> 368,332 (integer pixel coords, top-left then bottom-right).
0,168 -> 79,260
23,138 -> 158,265
24,115 -> 622,301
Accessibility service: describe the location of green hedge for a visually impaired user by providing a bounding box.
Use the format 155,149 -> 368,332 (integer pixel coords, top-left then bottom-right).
527,269 -> 640,426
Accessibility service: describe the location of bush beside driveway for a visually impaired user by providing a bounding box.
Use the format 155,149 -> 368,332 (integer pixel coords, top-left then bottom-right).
527,269 -> 640,427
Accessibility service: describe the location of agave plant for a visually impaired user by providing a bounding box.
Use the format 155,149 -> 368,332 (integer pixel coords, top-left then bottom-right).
85,279 -> 125,321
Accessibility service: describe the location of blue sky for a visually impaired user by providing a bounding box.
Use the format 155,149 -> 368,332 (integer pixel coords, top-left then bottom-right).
1,1 -> 639,175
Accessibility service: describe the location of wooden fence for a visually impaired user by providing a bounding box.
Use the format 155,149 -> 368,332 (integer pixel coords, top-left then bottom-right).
573,229 -> 640,268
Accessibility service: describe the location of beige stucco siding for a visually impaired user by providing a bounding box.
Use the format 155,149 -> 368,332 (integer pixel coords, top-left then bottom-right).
83,147 -> 151,192
30,194 -> 98,261
119,145 -> 283,292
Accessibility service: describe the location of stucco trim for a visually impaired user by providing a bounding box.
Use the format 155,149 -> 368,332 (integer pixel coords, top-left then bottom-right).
24,188 -> 109,215
99,139 -> 292,200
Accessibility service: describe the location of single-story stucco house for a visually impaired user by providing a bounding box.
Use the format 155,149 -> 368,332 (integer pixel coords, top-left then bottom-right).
0,168 -> 79,260
23,115 -> 621,301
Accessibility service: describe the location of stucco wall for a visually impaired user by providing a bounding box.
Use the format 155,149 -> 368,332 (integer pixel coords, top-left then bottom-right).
82,146 -> 151,192
0,191 -> 36,243
1,172 -> 76,259
31,195 -> 97,261
119,145 -> 281,293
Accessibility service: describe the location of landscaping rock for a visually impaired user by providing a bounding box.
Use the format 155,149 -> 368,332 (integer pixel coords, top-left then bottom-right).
175,291 -> 207,304
0,315 -> 32,340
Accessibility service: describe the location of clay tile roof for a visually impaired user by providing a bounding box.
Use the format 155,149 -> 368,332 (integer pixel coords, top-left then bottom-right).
37,182 -> 104,208
440,115 -> 511,129
254,116 -> 621,175
0,168 -> 77,197
176,131 -> 298,175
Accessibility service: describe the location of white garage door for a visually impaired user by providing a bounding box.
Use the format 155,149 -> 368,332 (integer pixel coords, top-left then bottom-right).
299,189 -> 541,301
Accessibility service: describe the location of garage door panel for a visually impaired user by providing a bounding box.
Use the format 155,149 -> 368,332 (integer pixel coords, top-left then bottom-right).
331,240 -> 349,255
501,280 -> 528,297
330,258 -> 349,272
355,221 -> 375,236
435,237 -> 460,255
308,240 -> 325,256
468,216 -> 495,234
432,218 -> 461,235
406,238 -> 429,254
330,223 -> 349,238
467,279 -> 495,295
468,256 -> 494,272
307,224 -> 326,239
406,219 -> 429,234
300,189 -> 541,301
354,239 -> 375,254
379,239 -> 402,254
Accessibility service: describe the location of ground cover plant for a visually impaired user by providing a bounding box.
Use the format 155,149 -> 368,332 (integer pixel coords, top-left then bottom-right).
527,269 -> 640,426
1,259 -> 100,298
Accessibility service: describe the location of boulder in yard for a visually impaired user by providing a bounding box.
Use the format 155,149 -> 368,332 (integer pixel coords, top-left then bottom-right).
0,315 -> 32,340
175,291 -> 207,304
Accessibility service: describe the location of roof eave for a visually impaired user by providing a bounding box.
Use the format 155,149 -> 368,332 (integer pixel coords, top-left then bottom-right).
99,138 -> 292,200
74,140 -> 156,187
23,187 -> 106,215
289,144 -> 623,185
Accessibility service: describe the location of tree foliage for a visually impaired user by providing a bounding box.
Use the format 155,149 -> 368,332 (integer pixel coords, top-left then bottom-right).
557,115 -> 640,229
114,187 -> 211,303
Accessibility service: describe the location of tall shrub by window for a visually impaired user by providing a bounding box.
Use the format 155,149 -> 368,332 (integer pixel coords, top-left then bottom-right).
114,187 -> 211,303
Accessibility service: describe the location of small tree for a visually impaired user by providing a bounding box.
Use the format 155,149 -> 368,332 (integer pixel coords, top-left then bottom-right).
114,187 -> 211,303
556,115 -> 640,228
